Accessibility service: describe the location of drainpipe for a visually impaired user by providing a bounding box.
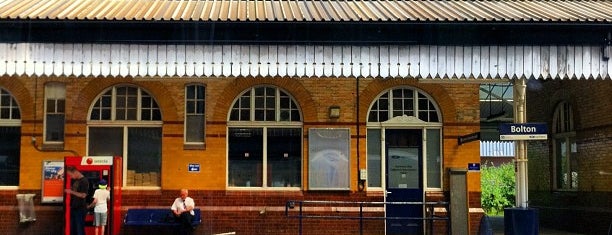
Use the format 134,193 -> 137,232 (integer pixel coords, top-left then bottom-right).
513,79 -> 528,208
356,76 -> 363,191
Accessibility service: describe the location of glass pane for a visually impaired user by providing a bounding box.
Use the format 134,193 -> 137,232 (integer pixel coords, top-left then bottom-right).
229,110 -> 239,120
569,137 -> 578,189
152,110 -> 161,120
127,109 -> 137,120
426,129 -> 441,188
90,109 -> 100,120
196,86 -> 204,99
196,101 -> 204,114
12,108 -> 20,119
101,109 -> 111,120
141,110 -> 150,120
228,128 -> 263,187
387,147 -> 419,189
186,86 -> 195,99
142,97 -> 151,108
88,127 -> 123,156
127,97 -> 137,108
240,110 -> 250,121
367,129 -> 381,187
265,110 -> 274,121
555,139 -> 567,189
57,99 -> 65,113
0,108 -> 9,119
267,128 -> 301,187
0,126 -> 20,186
127,127 -> 162,186
45,114 -> 65,142
186,101 -> 195,113
186,115 -> 204,142
46,100 -> 56,113
291,110 -> 300,121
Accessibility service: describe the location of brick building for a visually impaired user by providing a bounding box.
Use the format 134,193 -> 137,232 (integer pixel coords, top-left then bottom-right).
0,1 -> 611,235
526,80 -> 612,234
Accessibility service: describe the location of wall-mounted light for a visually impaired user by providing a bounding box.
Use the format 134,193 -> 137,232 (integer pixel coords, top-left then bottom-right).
328,106 -> 340,119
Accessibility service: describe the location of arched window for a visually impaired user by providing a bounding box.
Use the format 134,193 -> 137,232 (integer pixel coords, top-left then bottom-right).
366,87 -> 442,190
88,85 -> 162,187
0,88 -> 21,186
552,101 -> 577,190
227,86 -> 302,189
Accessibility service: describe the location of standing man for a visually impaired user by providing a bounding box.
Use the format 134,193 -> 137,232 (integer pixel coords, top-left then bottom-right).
65,166 -> 89,235
171,188 -> 196,235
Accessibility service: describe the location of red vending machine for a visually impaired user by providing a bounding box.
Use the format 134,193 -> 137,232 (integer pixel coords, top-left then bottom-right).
64,156 -> 122,235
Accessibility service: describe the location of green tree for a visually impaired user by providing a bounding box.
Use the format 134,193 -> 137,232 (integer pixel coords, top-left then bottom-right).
481,162 -> 516,215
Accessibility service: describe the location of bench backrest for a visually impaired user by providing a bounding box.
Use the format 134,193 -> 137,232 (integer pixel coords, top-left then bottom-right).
125,208 -> 201,224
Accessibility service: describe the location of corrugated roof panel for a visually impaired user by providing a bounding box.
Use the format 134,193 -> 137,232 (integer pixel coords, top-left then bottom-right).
264,0 -> 276,21
363,1 -> 388,21
0,0 -> 25,18
172,0 -> 190,20
44,0 -> 74,20
270,0 -> 283,21
453,1 -> 495,21
375,0 -> 402,21
5,0 -> 37,19
199,0 -> 214,21
226,0 -> 237,21
278,0 -> 291,21
62,0 -> 92,20
335,0 -> 358,21
287,0 -> 303,21
395,1 -> 427,21
217,0 -> 230,21
0,0 -> 611,23
14,0 -> 48,19
125,0 -> 154,20
180,0 -> 198,20
296,1 -> 312,21
141,0 -> 163,20
313,0 -> 331,21
326,0 -> 347,21
191,0 -> 205,20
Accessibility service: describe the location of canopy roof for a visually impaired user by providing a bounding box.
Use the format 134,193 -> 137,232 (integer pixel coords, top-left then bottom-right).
1,0 -> 611,23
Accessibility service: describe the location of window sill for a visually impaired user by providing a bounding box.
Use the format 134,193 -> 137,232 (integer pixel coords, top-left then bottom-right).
183,143 -> 205,150
225,188 -> 304,197
41,143 -> 65,151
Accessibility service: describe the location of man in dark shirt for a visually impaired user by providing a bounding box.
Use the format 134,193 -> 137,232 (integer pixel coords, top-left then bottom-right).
65,166 -> 89,235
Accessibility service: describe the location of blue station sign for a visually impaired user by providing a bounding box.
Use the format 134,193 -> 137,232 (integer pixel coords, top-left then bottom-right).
499,123 -> 548,140
188,163 -> 200,172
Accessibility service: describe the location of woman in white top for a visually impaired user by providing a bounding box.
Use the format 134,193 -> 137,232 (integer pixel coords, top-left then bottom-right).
88,179 -> 111,235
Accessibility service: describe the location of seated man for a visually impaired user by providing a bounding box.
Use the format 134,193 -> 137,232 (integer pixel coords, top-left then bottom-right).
170,189 -> 196,235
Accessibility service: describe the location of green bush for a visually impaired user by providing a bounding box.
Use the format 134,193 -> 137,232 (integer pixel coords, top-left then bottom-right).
481,162 -> 516,215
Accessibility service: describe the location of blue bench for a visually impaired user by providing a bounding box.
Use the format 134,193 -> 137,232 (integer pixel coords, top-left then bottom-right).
124,208 -> 201,227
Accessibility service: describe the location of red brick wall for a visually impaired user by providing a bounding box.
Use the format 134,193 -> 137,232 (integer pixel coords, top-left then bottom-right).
0,74 -> 482,234
526,80 -> 612,234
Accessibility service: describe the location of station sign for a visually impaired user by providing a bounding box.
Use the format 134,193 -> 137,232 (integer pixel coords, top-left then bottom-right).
499,123 -> 548,140
188,163 -> 200,172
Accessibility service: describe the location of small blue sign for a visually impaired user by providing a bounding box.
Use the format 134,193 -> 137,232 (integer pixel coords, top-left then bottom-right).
499,123 -> 548,140
468,163 -> 480,171
188,163 -> 200,172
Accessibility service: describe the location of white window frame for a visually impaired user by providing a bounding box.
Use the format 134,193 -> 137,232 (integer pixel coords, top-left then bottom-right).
0,88 -> 21,189
365,86 -> 443,192
184,84 -> 206,146
552,101 -> 577,190
87,85 -> 162,189
43,83 -> 66,144
227,86 -> 303,190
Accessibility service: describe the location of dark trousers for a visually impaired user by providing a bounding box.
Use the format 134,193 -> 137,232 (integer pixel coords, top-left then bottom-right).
175,212 -> 194,235
70,208 -> 87,235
